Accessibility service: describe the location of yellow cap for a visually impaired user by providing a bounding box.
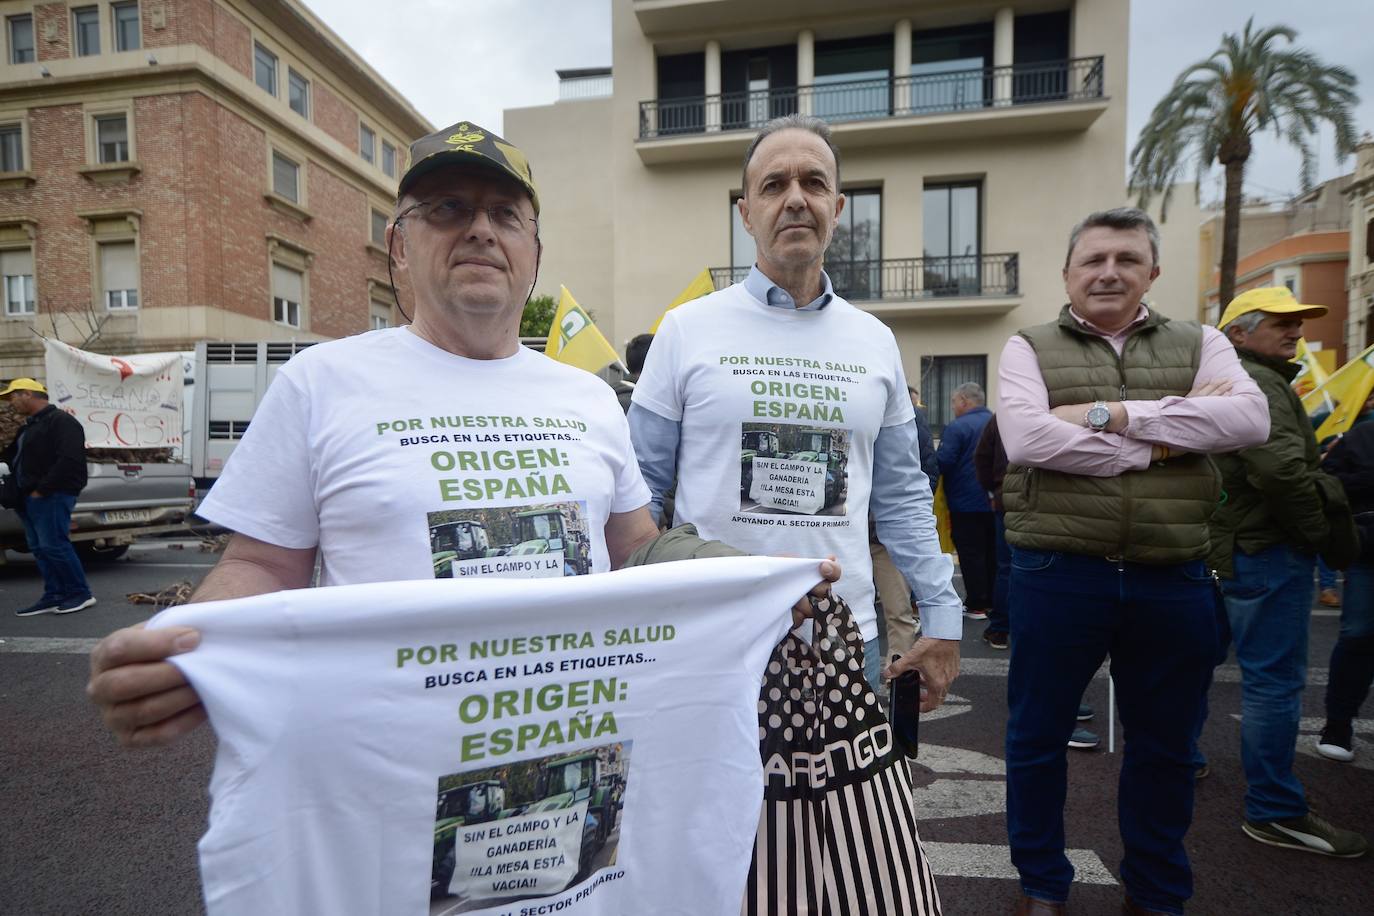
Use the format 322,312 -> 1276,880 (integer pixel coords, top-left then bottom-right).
1218,286 -> 1328,330
0,377 -> 47,397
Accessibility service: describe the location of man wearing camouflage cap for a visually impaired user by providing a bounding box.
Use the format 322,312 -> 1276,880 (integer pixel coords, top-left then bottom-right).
88,121 -> 838,748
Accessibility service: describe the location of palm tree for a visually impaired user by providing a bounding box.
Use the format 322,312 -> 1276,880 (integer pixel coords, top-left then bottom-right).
1129,19 -> 1358,308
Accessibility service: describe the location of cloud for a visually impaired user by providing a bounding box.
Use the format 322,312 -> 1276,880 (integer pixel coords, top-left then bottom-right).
307,0 -> 612,133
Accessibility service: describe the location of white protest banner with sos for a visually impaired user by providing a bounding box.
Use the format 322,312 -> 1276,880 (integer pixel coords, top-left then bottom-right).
43,340 -> 183,449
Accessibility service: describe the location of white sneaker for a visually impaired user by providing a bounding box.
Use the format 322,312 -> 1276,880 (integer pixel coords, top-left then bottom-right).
55,596 -> 97,615
1316,724 -> 1355,762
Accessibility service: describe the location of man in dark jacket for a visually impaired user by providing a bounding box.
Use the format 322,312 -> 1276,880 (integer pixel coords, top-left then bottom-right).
1316,405 -> 1374,763
1,378 -> 95,616
1214,287 -> 1366,858
936,381 -> 994,620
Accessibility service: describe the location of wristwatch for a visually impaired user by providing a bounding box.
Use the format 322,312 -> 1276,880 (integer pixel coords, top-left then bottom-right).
1084,400 -> 1111,431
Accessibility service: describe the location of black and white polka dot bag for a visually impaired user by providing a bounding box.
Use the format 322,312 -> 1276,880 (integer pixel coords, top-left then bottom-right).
742,593 -> 941,916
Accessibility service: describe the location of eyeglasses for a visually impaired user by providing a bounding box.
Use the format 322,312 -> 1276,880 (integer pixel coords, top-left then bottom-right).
397,197 -> 538,238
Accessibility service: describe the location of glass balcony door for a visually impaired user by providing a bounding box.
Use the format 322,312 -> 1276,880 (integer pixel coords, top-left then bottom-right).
923,183 -> 981,297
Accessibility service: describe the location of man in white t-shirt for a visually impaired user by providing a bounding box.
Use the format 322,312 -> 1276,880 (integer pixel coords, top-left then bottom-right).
88,120 -> 836,747
628,114 -> 962,710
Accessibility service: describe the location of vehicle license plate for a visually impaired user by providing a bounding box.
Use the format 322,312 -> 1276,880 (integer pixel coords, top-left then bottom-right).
102,509 -> 153,524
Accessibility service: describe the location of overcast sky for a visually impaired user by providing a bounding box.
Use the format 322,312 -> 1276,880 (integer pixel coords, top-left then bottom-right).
312,0 -> 1373,205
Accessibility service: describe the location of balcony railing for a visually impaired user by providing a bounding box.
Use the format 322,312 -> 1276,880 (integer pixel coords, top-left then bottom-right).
640,57 -> 1103,139
710,254 -> 1019,302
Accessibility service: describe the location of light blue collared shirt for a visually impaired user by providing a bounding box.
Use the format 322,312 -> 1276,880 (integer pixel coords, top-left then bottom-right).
743,263 -> 835,311
627,266 -> 963,641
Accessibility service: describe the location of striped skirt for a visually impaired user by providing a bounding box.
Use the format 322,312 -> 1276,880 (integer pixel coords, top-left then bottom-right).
743,595 -> 941,916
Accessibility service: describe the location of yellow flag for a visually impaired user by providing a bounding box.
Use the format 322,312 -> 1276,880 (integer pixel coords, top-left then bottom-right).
1306,345 -> 1374,440
545,286 -> 621,374
650,268 -> 716,333
933,479 -> 954,555
1290,338 -> 1330,398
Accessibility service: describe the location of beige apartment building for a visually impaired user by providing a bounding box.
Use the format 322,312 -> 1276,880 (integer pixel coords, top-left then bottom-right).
507,0 -> 1159,430
0,0 -> 429,377
1347,135 -> 1374,357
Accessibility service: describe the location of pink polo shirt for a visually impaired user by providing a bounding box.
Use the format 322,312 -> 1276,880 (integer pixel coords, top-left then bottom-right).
997,305 -> 1270,477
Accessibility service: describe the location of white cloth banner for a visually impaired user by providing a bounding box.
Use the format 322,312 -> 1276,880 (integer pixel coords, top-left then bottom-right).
149,556 -> 816,916
43,340 -> 183,449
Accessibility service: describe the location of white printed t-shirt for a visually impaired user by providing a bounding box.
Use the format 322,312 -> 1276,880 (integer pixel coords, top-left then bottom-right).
150,556 -> 812,915
197,328 -> 649,584
631,284 -> 914,642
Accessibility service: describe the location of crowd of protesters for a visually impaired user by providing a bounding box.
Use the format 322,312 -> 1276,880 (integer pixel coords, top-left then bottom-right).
76,113 -> 1372,916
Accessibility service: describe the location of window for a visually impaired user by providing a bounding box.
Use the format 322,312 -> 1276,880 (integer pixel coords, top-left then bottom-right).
923,181 -> 981,296
2,248 -> 35,316
7,15 -> 34,64
288,69 -> 309,118
272,263 -> 303,327
359,124 -> 375,164
826,189 -> 881,299
100,242 -> 139,310
370,208 -> 388,247
729,197 -> 752,272
254,43 -> 278,95
381,140 -> 396,178
96,114 -> 129,163
1275,266 -> 1301,300
272,151 -> 300,203
920,355 -> 986,435
370,299 -> 392,329
0,124 -> 22,172
910,22 -> 994,112
112,1 -> 140,52
73,6 -> 100,56
813,35 -> 892,122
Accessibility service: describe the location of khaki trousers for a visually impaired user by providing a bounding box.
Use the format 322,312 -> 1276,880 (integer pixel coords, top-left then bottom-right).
870,540 -> 919,660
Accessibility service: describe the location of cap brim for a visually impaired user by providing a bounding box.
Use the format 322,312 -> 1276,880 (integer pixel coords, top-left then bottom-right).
1264,303 -> 1329,319
398,152 -> 539,213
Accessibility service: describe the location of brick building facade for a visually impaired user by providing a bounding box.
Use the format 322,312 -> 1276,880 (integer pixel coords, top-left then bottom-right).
0,0 -> 431,376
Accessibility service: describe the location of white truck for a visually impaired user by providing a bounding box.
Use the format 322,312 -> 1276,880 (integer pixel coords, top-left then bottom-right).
191,341 -> 317,487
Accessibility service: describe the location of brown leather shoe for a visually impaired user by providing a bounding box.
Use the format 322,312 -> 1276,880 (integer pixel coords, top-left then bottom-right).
1013,893 -> 1066,915
1319,588 -> 1341,608
1122,897 -> 1170,915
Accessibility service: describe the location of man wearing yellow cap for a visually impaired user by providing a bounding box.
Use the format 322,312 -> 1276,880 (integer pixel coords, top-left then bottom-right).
1211,287 -> 1366,858
0,377 -> 96,616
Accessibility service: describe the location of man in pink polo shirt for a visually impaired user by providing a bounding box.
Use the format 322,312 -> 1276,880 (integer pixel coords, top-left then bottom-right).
995,207 -> 1269,916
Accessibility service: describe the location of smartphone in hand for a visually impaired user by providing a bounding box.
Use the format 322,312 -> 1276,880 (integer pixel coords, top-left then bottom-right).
889,655 -> 921,759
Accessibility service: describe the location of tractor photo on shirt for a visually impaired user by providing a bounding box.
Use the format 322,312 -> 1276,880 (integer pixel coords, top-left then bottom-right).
524,750 -> 621,884
425,501 -> 591,580
739,422 -> 850,516
508,506 -> 591,577
787,428 -> 848,507
740,428 -> 783,498
431,778 -> 507,897
429,741 -> 632,912
431,520 -> 494,578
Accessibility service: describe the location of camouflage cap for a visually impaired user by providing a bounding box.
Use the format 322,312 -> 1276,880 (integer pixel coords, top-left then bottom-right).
398,120 -> 540,214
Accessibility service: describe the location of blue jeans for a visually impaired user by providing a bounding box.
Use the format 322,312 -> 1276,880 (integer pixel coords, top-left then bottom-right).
864,636 -> 882,698
1006,549 -> 1218,914
1222,545 -> 1312,823
1325,561 -> 1374,724
19,493 -> 91,604
1318,557 -> 1337,591
985,512 -> 1011,636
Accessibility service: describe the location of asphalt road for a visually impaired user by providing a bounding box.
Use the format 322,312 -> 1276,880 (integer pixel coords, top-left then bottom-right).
2,545 -> 1371,914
